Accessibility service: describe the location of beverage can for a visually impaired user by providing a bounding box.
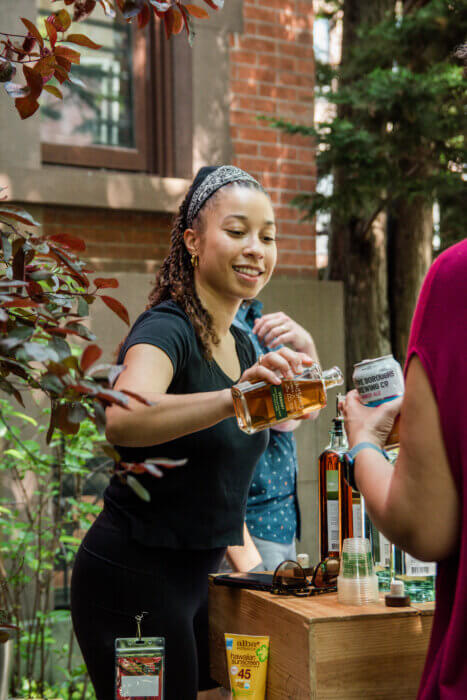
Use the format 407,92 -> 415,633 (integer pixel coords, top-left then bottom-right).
353,355 -> 403,448
353,355 -> 404,405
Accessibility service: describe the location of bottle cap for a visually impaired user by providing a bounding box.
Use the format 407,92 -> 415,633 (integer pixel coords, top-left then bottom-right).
390,579 -> 405,597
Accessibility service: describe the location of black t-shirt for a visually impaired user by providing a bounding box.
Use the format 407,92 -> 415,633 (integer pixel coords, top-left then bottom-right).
104,300 -> 269,549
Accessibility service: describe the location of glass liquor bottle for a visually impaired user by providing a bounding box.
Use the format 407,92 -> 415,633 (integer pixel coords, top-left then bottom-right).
367,516 -> 393,592
364,450 -> 398,592
364,449 -> 436,600
341,475 -> 364,540
319,402 -> 349,560
232,364 -> 343,434
394,549 -> 436,602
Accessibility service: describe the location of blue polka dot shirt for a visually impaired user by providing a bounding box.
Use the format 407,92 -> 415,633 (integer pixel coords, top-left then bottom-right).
234,300 -> 300,544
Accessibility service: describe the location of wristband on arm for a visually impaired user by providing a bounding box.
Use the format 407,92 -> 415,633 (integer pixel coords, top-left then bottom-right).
342,442 -> 389,492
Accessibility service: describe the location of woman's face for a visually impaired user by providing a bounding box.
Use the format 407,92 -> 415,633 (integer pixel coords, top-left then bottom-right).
189,185 -> 277,302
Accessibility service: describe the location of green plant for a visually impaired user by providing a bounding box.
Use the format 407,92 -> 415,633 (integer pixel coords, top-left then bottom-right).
0,202 -> 186,697
0,396 -> 106,697
17,663 -> 96,699
267,0 -> 466,232
265,0 -> 466,374
0,198 -> 168,493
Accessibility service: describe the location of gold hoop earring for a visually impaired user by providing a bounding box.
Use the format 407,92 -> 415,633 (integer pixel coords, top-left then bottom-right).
191,253 -> 199,268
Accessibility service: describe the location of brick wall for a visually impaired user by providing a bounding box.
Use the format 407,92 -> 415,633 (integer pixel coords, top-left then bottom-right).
41,1 -> 317,277
42,205 -> 173,273
229,0 -> 317,276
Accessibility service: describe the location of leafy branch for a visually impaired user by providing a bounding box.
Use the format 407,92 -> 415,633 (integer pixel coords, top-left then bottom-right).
0,193 -> 153,444
0,0 -> 224,118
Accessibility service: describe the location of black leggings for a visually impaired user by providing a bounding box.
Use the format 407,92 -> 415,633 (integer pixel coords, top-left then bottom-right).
71,510 -> 225,700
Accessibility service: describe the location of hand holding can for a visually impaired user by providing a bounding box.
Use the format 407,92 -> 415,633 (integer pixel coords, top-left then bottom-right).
352,355 -> 404,449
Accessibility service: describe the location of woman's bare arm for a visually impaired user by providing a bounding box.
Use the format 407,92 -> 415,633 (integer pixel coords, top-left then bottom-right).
225,523 -> 263,572
105,344 -> 234,447
106,343 -> 313,448
344,355 -> 460,562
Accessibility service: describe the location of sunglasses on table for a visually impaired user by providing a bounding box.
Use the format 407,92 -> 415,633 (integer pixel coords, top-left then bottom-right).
270,557 -> 339,597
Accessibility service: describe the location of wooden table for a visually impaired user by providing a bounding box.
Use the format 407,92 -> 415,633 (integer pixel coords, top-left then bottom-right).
208,579 -> 434,699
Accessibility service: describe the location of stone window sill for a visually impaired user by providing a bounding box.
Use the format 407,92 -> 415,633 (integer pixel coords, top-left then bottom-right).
0,165 -> 190,214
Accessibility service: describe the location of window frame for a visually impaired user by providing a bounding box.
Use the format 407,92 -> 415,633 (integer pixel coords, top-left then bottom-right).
41,16 -> 191,177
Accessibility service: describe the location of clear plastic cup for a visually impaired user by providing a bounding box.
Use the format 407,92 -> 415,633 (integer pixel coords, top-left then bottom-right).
341,537 -> 374,578
338,538 -> 379,605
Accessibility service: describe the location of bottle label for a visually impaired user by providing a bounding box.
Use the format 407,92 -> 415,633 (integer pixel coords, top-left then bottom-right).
404,554 -> 436,578
326,471 -> 339,552
327,500 -> 339,552
283,381 -> 304,413
269,384 -> 288,420
377,533 -> 391,567
352,502 -> 362,538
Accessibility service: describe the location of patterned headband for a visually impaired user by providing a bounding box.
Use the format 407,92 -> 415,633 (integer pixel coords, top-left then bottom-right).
186,165 -> 265,227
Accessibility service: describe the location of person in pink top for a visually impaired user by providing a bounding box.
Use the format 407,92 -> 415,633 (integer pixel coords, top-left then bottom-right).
343,238 -> 466,699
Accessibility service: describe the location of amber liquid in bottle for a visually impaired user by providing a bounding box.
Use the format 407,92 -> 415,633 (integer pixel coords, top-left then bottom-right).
232,365 -> 343,434
319,414 -> 348,560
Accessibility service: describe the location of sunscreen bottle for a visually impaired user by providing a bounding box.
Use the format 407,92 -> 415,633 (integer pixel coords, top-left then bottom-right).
224,633 -> 269,699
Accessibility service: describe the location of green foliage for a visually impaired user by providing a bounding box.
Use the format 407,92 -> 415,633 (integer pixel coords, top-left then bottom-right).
0,198 -> 141,443
0,396 -> 107,697
0,390 -> 182,696
268,0 -> 466,238
18,664 -> 96,700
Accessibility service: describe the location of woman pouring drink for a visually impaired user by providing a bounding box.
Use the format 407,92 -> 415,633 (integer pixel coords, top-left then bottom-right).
70,165 -> 314,700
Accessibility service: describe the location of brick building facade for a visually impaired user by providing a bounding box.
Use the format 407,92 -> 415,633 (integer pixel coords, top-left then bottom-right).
230,0 -> 317,275
10,0 -> 317,276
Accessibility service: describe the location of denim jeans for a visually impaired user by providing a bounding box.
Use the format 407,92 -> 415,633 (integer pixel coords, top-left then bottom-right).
251,535 -> 297,571
218,536 -> 297,573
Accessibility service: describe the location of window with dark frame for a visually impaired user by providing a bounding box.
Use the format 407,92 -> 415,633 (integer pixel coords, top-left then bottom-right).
38,2 -> 192,177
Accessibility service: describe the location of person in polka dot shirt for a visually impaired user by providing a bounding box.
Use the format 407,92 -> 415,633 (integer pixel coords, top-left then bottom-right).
227,300 -> 320,571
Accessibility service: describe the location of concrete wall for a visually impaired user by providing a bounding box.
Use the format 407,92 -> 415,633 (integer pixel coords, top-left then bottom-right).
0,0 -> 41,170
88,274 -> 345,562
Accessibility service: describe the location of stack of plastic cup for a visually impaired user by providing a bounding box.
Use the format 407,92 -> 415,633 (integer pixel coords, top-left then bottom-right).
337,537 -> 379,605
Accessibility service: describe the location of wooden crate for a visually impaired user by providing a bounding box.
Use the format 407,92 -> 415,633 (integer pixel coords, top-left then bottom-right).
209,580 -> 434,699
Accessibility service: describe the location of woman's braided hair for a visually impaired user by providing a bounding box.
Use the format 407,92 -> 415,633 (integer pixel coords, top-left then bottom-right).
147,182 -> 217,359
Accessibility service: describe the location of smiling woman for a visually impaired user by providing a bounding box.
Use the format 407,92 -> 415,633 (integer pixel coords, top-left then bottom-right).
70,166 -> 313,700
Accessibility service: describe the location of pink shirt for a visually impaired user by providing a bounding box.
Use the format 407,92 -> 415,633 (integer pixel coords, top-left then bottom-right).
406,239 -> 467,699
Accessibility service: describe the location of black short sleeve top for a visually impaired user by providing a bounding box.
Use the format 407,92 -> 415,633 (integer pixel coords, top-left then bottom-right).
104,300 -> 269,549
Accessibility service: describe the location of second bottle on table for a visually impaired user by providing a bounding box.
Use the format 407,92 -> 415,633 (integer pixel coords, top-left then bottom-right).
231,363 -> 344,434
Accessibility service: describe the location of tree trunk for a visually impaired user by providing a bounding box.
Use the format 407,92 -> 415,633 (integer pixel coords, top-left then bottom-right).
388,196 -> 433,365
386,0 -> 434,366
328,0 -> 394,384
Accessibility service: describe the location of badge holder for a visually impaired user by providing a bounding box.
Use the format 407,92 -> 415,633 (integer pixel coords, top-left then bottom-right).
115,612 -> 165,699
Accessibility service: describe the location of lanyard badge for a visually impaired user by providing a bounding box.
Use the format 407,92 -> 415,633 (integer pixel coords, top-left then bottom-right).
115,612 -> 165,699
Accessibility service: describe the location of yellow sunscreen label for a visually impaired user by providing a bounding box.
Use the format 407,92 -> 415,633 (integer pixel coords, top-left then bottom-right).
224,633 -> 269,699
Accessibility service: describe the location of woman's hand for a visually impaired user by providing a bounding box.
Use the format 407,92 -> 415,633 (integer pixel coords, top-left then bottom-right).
342,390 -> 403,449
237,347 -> 314,386
253,311 -> 318,358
